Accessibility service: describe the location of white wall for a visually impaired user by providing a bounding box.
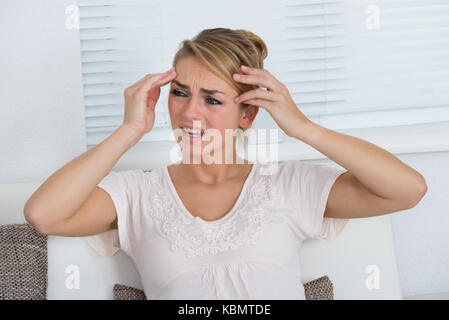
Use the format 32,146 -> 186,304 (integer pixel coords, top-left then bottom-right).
312,152 -> 449,298
389,151 -> 449,297
0,0 -> 86,184
1,0 -> 448,299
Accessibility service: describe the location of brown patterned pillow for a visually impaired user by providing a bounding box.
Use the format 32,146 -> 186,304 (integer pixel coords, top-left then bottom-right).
113,275 -> 333,300
303,275 -> 334,300
114,284 -> 147,300
0,223 -> 48,300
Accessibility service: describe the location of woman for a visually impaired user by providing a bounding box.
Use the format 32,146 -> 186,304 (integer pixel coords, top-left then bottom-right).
24,28 -> 427,299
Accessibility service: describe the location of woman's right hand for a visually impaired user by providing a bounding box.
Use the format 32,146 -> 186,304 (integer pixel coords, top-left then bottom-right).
122,67 -> 177,137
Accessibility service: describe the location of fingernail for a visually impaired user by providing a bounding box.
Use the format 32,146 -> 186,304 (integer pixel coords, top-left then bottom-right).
241,65 -> 249,71
233,74 -> 241,80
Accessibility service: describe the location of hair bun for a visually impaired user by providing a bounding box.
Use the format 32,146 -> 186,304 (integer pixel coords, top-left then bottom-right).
236,29 -> 268,61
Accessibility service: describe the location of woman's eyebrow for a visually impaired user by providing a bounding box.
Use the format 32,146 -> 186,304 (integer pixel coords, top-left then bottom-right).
173,80 -> 226,96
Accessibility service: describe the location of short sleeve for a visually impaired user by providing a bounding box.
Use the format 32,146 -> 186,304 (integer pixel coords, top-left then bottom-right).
281,160 -> 349,241
84,169 -> 149,258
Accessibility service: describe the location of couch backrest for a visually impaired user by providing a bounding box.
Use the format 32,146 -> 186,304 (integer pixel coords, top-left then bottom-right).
0,181 -> 403,299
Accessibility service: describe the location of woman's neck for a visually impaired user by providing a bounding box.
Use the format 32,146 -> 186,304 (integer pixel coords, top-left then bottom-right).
173,157 -> 253,185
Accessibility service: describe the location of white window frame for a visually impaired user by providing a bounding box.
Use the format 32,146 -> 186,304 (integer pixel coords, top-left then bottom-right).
106,120 -> 449,171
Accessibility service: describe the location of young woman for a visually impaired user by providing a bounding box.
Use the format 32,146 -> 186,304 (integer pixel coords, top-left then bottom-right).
24,28 -> 427,300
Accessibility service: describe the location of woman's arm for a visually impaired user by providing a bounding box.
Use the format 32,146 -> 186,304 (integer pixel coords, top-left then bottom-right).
293,121 -> 427,218
24,125 -> 141,232
233,65 -> 427,218
24,69 -> 175,233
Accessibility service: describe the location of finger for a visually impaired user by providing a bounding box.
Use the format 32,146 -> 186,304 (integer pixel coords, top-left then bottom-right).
138,69 -> 176,94
236,66 -> 282,92
235,88 -> 277,104
240,65 -> 267,75
240,65 -> 271,75
239,98 -> 273,110
233,72 -> 279,92
152,70 -> 177,88
130,68 -> 175,91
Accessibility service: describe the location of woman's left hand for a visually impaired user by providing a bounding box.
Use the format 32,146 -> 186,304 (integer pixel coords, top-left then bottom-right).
233,65 -> 311,139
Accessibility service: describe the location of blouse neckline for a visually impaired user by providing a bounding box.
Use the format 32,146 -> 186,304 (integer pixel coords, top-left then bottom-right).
164,162 -> 258,225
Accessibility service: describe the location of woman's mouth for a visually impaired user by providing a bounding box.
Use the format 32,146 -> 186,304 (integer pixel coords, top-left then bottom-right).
180,127 -> 205,142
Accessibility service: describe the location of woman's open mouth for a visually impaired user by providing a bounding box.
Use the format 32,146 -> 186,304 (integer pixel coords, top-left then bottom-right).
180,127 -> 205,142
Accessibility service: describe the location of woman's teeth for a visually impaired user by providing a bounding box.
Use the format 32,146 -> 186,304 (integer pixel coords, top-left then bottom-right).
181,127 -> 203,136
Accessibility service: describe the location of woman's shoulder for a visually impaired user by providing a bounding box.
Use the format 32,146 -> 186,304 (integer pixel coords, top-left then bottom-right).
265,159 -> 338,174
256,159 -> 298,177
100,167 -> 164,192
259,159 -> 326,188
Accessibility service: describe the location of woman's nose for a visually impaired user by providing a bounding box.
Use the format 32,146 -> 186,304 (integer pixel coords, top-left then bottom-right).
183,97 -> 202,117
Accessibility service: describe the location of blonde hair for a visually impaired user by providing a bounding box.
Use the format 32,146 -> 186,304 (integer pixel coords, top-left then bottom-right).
172,27 -> 268,155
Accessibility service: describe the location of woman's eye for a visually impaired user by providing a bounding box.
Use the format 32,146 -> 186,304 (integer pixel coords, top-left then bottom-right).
171,89 -> 186,97
171,90 -> 222,106
206,97 -> 222,105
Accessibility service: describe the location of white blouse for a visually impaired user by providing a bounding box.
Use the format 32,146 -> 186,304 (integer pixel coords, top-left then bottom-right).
86,160 -> 348,300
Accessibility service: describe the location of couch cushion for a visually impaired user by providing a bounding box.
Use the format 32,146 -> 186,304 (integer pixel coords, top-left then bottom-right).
0,223 -> 48,300
113,275 -> 333,300
303,275 -> 333,300
113,284 -> 147,300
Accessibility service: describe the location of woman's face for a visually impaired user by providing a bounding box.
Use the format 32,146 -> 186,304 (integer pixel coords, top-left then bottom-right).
168,56 -> 257,163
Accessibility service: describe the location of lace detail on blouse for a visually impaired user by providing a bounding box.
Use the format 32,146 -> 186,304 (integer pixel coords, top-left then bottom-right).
147,166 -> 278,258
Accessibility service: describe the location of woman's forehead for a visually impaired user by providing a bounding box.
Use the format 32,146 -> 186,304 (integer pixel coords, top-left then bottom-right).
174,58 -> 236,95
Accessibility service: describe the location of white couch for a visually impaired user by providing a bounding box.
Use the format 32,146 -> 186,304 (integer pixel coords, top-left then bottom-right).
0,180 -> 404,299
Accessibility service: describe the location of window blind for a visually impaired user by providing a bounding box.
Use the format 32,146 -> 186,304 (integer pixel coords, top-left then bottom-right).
336,0 -> 449,130
280,0 -> 449,130
79,0 -> 449,149
78,0 -> 288,148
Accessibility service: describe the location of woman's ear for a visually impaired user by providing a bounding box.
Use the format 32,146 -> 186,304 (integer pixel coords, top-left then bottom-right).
239,105 -> 259,129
